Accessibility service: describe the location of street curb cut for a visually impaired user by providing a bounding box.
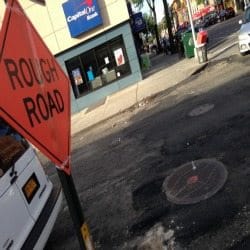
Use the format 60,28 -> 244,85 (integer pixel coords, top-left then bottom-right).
190,62 -> 209,76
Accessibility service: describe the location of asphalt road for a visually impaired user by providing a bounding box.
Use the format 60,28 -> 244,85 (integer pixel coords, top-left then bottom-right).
207,13 -> 242,50
44,16 -> 250,250
46,54 -> 250,250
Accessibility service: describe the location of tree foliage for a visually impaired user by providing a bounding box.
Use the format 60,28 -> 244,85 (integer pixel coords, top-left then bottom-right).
131,0 -> 155,12
196,0 -> 205,5
131,0 -> 144,9
131,0 -> 162,51
143,13 -> 156,35
131,0 -> 175,53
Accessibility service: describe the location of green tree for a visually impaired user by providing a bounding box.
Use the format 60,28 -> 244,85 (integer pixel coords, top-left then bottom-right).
162,0 -> 175,53
196,0 -> 203,5
143,13 -> 155,36
131,0 -> 162,52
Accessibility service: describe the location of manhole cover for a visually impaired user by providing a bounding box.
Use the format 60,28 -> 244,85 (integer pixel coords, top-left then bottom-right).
188,103 -> 214,117
162,159 -> 228,205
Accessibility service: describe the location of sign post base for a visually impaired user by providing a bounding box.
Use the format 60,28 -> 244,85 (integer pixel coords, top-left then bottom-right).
57,169 -> 95,250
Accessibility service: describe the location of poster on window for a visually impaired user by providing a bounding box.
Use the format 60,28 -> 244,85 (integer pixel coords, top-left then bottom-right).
72,68 -> 83,85
114,48 -> 125,66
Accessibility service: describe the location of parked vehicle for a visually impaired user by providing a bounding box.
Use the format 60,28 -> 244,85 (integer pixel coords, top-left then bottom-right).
225,7 -> 236,19
203,11 -> 219,26
238,5 -> 250,55
194,18 -> 206,29
0,117 -> 62,250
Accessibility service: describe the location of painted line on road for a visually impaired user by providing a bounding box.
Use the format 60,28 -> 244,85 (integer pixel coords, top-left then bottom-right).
209,41 -> 238,60
213,41 -> 238,54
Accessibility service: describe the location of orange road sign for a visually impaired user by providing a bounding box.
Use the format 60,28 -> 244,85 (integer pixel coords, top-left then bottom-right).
0,0 -> 71,175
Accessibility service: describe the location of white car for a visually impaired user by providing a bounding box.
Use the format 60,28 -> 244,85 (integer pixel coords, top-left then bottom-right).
238,6 -> 250,55
0,118 -> 62,250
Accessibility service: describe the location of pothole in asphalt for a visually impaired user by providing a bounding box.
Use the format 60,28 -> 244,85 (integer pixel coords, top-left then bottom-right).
188,103 -> 215,117
132,177 -> 168,211
162,158 -> 228,205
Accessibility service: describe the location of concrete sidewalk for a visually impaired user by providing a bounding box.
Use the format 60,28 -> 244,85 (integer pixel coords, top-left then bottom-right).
70,52 -> 209,135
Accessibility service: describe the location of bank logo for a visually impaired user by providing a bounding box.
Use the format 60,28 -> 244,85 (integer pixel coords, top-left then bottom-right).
66,0 -> 97,23
79,0 -> 93,8
62,0 -> 103,37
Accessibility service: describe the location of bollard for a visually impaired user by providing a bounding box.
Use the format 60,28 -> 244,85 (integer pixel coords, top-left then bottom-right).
196,43 -> 208,64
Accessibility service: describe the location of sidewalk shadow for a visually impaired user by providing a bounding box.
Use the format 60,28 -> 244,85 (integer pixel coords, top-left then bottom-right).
142,52 -> 186,79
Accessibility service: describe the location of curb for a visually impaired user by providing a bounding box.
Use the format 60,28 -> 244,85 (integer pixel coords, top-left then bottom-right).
190,62 -> 209,75
209,42 -> 238,60
71,41 -> 236,135
71,61 -> 207,136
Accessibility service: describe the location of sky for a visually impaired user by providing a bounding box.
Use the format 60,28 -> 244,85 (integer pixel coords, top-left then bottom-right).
133,1 -> 170,23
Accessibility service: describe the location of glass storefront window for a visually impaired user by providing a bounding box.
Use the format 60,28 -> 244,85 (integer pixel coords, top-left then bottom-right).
65,35 -> 131,98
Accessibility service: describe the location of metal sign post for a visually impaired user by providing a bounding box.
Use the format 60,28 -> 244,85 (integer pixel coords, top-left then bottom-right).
0,1 -> 95,249
57,168 -> 95,250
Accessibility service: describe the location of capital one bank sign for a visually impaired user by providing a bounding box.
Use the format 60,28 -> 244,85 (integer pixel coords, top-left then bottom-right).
62,0 -> 103,37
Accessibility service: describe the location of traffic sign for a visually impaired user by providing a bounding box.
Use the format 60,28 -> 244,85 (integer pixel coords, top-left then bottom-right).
0,0 -> 71,175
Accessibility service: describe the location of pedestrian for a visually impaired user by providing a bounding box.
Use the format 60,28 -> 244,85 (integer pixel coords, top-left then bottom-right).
162,37 -> 171,55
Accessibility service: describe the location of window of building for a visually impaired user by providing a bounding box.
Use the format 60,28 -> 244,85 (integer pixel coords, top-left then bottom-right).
65,35 -> 131,98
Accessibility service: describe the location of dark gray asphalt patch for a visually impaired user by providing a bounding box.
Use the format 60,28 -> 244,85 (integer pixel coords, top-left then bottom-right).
129,206 -> 170,235
163,190 -> 241,244
228,235 -> 250,250
132,177 -> 169,211
132,155 -> 168,185
131,177 -> 170,235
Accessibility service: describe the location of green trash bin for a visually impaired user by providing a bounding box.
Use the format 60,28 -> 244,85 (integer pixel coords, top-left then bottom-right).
140,53 -> 151,71
182,31 -> 195,58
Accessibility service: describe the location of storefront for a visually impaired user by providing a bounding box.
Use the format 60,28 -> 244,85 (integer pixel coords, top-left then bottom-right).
0,0 -> 142,114
59,0 -> 142,113
56,21 -> 142,113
